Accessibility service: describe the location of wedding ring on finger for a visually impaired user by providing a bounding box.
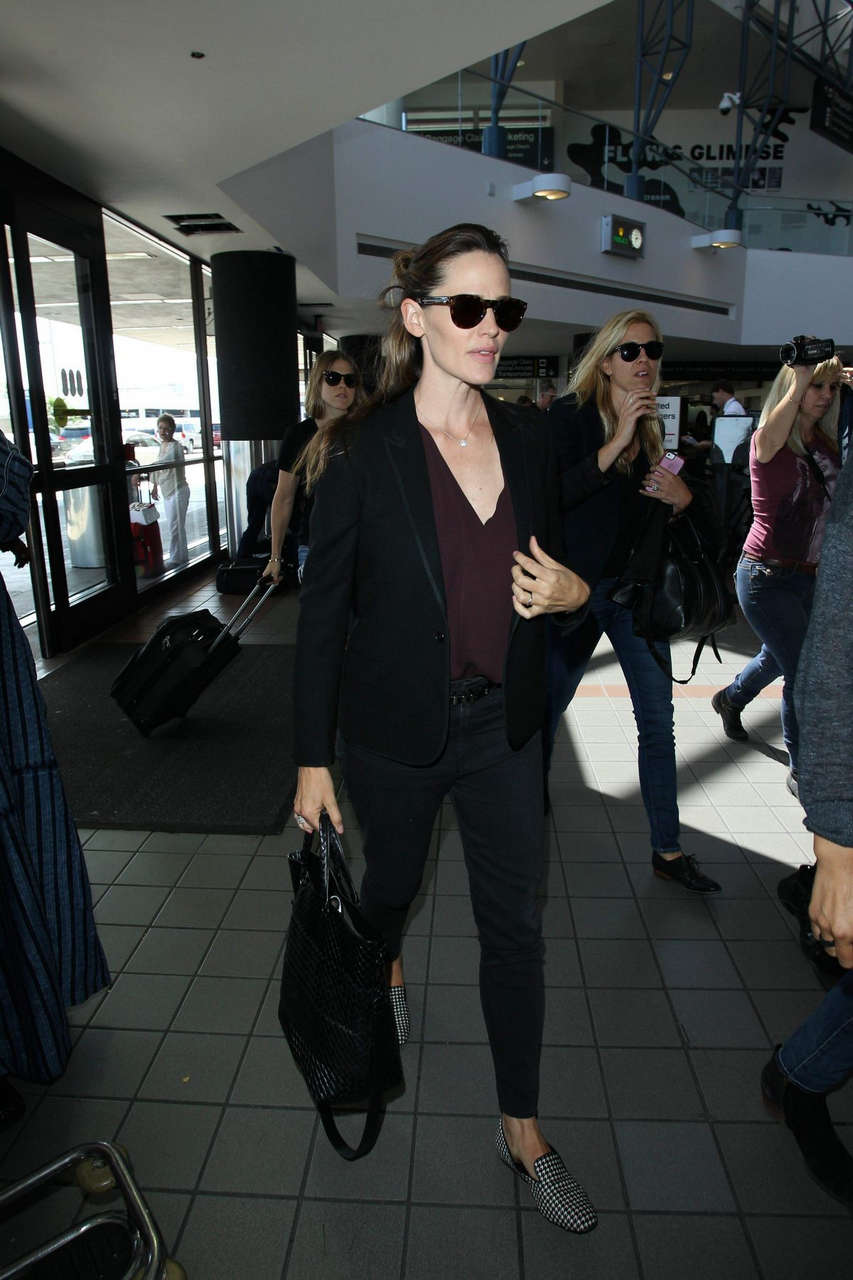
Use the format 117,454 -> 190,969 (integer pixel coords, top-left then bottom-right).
649,482 -> 660,491
526,590 -> 534,608
294,812 -> 310,831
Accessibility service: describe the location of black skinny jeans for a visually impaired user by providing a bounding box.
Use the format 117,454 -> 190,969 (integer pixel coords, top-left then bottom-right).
342,688 -> 545,1118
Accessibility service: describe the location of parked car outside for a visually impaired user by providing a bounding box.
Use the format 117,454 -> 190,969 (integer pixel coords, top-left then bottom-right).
65,429 -> 161,468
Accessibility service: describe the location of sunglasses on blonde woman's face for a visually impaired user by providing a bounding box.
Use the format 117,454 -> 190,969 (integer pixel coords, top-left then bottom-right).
416,294 -> 528,332
612,340 -> 664,362
323,370 -> 357,388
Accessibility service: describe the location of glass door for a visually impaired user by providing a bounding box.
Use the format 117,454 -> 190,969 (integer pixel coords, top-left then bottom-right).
6,217 -> 131,654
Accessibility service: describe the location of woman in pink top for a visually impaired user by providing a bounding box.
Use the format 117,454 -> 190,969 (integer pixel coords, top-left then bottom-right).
712,354 -> 847,792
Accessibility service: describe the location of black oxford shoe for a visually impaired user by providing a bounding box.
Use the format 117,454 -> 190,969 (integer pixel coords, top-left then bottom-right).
711,689 -> 748,741
762,1048 -> 853,1208
652,851 -> 721,894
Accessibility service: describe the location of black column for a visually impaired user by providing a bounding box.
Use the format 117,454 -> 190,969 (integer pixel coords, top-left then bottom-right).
211,250 -> 299,553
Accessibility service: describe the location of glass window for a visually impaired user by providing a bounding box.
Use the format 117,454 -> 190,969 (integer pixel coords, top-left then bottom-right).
202,266 -> 221,457
0,260 -> 36,623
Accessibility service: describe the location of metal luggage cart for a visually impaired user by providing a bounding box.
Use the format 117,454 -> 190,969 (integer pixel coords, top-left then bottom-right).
0,1140 -> 186,1279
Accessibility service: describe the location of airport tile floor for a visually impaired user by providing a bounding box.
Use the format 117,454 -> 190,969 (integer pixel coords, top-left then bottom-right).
5,576 -> 853,1278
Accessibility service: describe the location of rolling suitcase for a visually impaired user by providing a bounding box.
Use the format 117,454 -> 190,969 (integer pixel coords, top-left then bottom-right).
131,519 -> 164,578
111,580 -> 278,734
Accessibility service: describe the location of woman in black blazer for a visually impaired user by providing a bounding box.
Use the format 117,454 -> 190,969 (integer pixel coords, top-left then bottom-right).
292,224 -> 595,1233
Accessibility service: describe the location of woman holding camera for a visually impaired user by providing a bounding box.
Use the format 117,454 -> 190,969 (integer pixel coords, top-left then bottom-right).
712,353 -> 845,792
292,224 -> 596,1232
547,309 -> 721,893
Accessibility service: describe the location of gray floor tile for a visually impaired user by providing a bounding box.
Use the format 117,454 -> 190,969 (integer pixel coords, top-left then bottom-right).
405,1205 -> 519,1280
230,1035 -> 312,1107
172,976 -> 266,1034
670,990 -> 769,1049
252,982 -> 282,1036
428,935 -> 480,984
727,939 -> 824,989
551,804 -> 613,833
750,988 -> 831,1045
600,1047 -> 704,1119
1,1098 -> 128,1181
418,1044 -> 497,1114
154,887 -> 234,929
94,884 -> 170,926
47,1027 -> 160,1099
717,1122 -> 848,1215
578,939 -> 662,988
84,849 -> 134,882
640,899 -> 720,939
411,1114 -> 514,1206
177,1195 -> 294,1280
746,1215 -> 853,1279
572,897 -> 647,939
654,939 -> 743,989
539,894 -> 575,938
435,860 -> 471,894
116,1100 -> 220,1189
707,862 -> 771,896
95,924 -> 146,972
140,831 -> 206,854
400,934 -> 429,985
130,1190 -> 189,1254
178,852 -> 252,888
543,988 -> 594,1046
199,929 -> 281,978
615,1120 -> 736,1211
85,829 -> 149,852
66,989 -> 107,1026
556,831 -> 622,861
708,898 -> 791,939
240,855 -> 292,891
431,893 -> 477,935
633,1213 -> 759,1280
544,938 -> 582,986
125,927 -> 215,975
539,1118 -> 626,1210
589,989 -> 681,1047
690,1049 -> 775,1122
539,1047 -> 608,1118
306,1112 -> 413,1200
116,850 -> 194,886
423,984 -> 487,1042
197,833 -> 262,855
90,973 -> 191,1030
525,1210 -> 639,1274
219,888 -> 291,931
200,1106 -> 314,1194
287,1201 -> 404,1280
139,1032 -> 246,1103
564,861 -> 633,897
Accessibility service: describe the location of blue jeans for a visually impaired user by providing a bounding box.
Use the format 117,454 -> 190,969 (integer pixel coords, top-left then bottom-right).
778,970 -> 853,1093
546,578 -> 679,853
726,556 -> 816,771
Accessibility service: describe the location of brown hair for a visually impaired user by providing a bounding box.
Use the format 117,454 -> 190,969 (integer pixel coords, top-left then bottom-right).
369,223 -> 511,408
297,351 -> 363,490
568,309 -> 664,470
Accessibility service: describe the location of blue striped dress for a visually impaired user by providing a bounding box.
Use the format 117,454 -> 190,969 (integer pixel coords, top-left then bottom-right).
1,435 -> 109,1082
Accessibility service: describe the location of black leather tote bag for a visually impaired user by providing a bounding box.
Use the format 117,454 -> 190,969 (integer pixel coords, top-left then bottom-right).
279,814 -> 402,1160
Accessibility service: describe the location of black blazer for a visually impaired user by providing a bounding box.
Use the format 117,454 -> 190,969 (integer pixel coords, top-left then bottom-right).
293,389 -> 580,767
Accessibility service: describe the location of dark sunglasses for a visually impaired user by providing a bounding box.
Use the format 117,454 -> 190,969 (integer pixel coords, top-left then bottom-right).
612,340 -> 664,362
323,369 -> 357,388
416,294 -> 528,333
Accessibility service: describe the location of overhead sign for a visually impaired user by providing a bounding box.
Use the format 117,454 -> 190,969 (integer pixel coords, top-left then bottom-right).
425,127 -> 554,170
810,79 -> 853,156
495,355 -> 559,380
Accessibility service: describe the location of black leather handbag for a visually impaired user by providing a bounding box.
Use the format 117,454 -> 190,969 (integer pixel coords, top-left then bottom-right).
278,814 -> 402,1160
611,508 -> 734,683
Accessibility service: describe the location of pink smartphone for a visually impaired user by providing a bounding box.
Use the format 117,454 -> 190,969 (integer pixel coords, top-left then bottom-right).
658,450 -> 684,475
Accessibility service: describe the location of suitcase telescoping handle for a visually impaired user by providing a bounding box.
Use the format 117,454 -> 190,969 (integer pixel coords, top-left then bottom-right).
209,579 -> 279,653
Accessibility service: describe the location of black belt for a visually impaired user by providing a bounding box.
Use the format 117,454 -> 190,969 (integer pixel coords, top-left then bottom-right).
449,677 -> 500,706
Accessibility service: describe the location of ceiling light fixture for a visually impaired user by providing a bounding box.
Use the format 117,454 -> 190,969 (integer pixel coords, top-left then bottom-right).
512,172 -> 571,202
690,228 -> 743,249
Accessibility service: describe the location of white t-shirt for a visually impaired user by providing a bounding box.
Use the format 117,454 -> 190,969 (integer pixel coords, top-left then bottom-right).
723,396 -> 747,416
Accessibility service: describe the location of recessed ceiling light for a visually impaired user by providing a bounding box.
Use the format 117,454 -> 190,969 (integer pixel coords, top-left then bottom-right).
190,50 -> 205,59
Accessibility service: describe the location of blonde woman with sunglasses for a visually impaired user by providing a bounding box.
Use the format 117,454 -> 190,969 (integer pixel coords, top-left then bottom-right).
291,224 -> 596,1233
263,351 -> 364,584
546,309 -> 721,895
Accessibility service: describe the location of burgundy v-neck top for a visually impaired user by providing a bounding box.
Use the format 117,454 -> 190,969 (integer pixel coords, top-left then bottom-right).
420,426 -> 516,683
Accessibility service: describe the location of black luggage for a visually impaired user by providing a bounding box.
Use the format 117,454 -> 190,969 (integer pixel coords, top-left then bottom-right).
111,580 -> 278,734
215,558 -> 265,595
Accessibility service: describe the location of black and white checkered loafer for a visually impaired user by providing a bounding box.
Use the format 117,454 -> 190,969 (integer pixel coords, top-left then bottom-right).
495,1119 -> 597,1234
389,984 -> 410,1047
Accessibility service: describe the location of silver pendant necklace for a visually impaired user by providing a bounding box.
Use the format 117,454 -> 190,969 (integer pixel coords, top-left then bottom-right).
421,420 -> 475,448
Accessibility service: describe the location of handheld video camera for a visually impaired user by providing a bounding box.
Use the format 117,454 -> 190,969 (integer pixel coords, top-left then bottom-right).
779,335 -> 835,367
